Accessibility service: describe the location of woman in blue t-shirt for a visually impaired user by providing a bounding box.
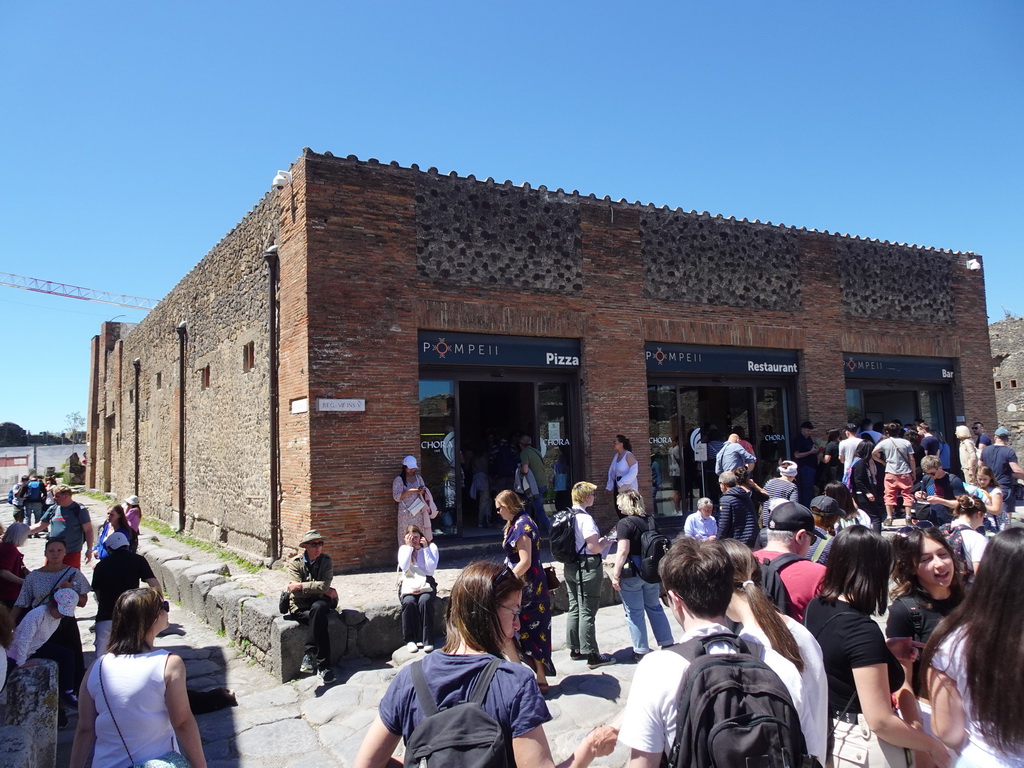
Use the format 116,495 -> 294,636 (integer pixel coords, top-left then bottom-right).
353,560 -> 617,767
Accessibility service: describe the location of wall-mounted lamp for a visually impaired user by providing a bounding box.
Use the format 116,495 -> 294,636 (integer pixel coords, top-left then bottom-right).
272,170 -> 293,190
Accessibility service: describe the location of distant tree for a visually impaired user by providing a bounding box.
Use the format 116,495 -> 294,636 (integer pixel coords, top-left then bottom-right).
0,422 -> 28,447
65,411 -> 86,442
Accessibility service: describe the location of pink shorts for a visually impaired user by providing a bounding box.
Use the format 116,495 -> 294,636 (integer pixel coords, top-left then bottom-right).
883,473 -> 914,506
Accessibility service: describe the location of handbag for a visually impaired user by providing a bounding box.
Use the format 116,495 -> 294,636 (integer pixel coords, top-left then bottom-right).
399,565 -> 434,596
97,657 -> 192,768
404,494 -> 427,516
543,565 -> 561,592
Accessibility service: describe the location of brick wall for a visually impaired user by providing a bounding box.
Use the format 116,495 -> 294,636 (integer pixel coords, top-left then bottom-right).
90,150 -> 996,568
89,193 -> 279,558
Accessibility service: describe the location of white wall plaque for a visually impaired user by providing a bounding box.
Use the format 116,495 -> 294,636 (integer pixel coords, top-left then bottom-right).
318,398 -> 366,412
290,398 -> 309,414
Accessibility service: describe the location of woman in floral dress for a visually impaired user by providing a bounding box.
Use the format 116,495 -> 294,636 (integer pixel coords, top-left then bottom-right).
496,489 -> 555,692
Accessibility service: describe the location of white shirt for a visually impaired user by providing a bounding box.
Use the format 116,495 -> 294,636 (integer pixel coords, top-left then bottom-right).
571,506 -> 601,553
953,525 -> 988,566
838,436 -> 862,466
742,618 -> 829,764
933,629 -> 1024,767
620,624 -> 804,758
397,542 -> 439,575
8,604 -> 62,666
607,451 -> 639,492
683,512 -> 718,541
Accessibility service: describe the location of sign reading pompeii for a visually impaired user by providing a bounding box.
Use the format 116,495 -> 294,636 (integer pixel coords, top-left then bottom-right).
419,331 -> 580,368
843,355 -> 956,381
645,343 -> 799,375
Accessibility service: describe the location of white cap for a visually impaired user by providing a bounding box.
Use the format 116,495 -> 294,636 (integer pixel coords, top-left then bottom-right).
402,455 -> 418,470
105,531 -> 130,551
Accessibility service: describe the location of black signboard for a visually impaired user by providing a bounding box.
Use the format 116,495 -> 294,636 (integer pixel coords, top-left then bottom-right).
843,354 -> 956,381
419,331 -> 581,368
645,344 -> 799,375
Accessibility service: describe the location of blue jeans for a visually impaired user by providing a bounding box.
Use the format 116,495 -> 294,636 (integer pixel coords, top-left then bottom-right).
531,488 -> 550,535
619,574 -> 674,653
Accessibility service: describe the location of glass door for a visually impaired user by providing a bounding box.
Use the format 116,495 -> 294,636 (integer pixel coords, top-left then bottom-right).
419,380 -> 458,537
648,384 -> 680,517
538,382 -> 573,514
755,387 -> 790,483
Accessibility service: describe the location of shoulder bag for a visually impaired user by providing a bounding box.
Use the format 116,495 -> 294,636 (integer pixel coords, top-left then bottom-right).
97,657 -> 192,768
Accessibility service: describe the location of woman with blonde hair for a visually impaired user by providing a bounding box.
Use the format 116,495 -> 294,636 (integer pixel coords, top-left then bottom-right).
563,481 -> 614,669
496,489 -> 554,692
719,539 -> 828,765
611,489 -> 673,662
354,560 -> 617,767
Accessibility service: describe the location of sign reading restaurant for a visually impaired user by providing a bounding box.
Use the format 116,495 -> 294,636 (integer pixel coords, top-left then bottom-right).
644,343 -> 799,375
418,331 -> 581,368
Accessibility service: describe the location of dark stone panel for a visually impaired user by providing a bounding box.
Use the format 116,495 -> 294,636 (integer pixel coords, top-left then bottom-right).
641,211 -> 802,311
415,176 -> 583,292
838,240 -> 955,323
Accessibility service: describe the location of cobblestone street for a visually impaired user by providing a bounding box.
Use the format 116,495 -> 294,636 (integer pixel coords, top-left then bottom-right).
5,497 -> 642,767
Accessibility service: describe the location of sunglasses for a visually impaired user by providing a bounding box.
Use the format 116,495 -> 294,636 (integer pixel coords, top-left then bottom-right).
494,565 -> 514,586
161,601 -> 170,613
896,521 -> 935,537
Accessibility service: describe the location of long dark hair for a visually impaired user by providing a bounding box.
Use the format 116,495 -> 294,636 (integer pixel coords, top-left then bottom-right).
890,527 -> 965,606
816,526 -> 891,615
616,434 -> 633,453
854,439 -> 874,460
924,528 -> 1024,754
442,561 -> 525,658
108,588 -> 163,656
824,481 -> 857,519
720,539 -> 803,673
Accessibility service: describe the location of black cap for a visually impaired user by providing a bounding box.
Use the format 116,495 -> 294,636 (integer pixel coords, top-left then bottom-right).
768,501 -> 816,535
810,495 -> 840,518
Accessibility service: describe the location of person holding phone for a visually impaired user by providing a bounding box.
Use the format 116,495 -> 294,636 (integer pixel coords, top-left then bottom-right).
393,455 -> 438,546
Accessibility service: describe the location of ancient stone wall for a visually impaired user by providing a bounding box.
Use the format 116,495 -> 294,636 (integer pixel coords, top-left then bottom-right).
990,317 -> 1024,456
89,193 -> 279,558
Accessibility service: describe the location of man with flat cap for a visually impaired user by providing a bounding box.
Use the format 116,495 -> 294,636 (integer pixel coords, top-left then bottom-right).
284,529 -> 338,683
752,501 -> 825,622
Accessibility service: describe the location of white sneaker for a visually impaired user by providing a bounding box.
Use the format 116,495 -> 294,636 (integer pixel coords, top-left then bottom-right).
423,645 -> 434,653
405,642 -> 418,653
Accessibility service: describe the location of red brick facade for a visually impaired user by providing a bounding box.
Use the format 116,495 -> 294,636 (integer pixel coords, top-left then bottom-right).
89,150 -> 996,570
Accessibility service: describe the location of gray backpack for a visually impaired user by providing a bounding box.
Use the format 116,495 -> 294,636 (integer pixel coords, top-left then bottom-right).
405,657 -> 508,767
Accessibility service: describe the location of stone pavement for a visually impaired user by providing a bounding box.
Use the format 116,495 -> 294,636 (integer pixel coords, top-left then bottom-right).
2,498 -> 646,767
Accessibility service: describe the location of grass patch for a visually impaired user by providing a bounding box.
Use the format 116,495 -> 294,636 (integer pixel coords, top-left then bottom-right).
141,518 -> 264,574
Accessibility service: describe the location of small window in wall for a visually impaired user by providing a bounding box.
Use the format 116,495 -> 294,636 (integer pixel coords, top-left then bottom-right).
156,372 -> 162,390
242,342 -> 255,373
996,381 -> 1003,390
129,390 -> 134,404
1012,380 -> 1019,389
201,365 -> 211,390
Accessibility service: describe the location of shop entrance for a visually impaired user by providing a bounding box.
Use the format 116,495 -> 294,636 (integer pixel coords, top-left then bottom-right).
649,382 -> 791,517
418,375 -> 578,541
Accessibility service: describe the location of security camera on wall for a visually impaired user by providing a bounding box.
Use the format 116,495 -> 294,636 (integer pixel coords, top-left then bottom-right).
965,258 -> 981,271
272,170 -> 292,190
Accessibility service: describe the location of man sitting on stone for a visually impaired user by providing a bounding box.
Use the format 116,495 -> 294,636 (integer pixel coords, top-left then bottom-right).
91,531 -> 162,656
284,529 -> 338,684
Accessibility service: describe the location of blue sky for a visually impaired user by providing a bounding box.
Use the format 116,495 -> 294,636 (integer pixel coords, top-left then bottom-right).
1,2 -> 1021,434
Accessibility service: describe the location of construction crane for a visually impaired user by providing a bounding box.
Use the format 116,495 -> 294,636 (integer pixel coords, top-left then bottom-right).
0,272 -> 160,311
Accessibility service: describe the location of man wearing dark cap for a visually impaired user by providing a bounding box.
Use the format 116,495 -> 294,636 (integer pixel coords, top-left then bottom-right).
752,501 -> 825,621
807,495 -> 840,566
284,529 -> 338,683
980,428 -> 1024,524
792,421 -> 820,505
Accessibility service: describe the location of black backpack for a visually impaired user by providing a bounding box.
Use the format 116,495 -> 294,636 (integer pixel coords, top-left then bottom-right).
940,522 -> 976,580
549,509 -> 583,564
665,632 -> 808,768
405,657 -> 508,768
759,553 -> 804,616
638,516 -> 671,583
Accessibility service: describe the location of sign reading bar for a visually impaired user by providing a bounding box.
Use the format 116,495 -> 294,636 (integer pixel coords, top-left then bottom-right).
645,343 -> 799,375
318,398 -> 366,412
843,355 -> 956,381
419,332 -> 580,368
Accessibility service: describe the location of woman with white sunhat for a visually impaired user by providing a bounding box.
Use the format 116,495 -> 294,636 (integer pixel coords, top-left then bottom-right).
123,495 -> 142,532
393,455 -> 439,546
